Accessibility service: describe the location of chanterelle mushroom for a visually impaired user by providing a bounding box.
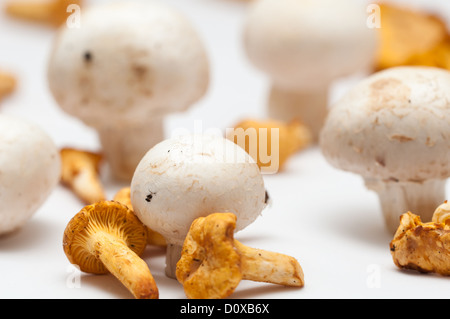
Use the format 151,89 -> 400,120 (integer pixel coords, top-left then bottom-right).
243,0 -> 377,141
176,212 -> 304,299
60,148 -> 105,205
130,134 -> 267,278
390,202 -> 450,276
0,114 -> 60,235
47,1 -> 209,181
113,187 -> 166,247
63,201 -> 158,299
320,66 -> 450,233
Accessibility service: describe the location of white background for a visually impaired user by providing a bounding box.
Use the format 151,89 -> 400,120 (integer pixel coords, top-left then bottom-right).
0,0 -> 449,299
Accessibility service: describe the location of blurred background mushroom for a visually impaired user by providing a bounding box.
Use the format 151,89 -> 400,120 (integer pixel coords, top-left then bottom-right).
5,0 -> 82,27
243,0 -> 378,142
0,114 -> 60,235
47,1 -> 210,181
0,0 -> 449,299
374,2 -> 450,71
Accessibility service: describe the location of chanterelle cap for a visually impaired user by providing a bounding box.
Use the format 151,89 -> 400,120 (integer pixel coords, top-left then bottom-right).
47,1 -> 209,127
320,66 -> 450,182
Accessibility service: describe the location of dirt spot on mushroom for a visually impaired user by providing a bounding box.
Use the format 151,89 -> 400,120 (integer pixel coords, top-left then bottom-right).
84,51 -> 93,64
389,134 -> 415,142
132,64 -> 148,80
369,78 -> 411,112
145,192 -> 156,203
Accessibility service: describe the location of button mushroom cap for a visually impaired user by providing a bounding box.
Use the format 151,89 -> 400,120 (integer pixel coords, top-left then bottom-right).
0,115 -> 60,235
243,0 -> 377,140
320,66 -> 450,233
130,134 -> 267,277
47,1 -> 209,180
244,0 -> 376,91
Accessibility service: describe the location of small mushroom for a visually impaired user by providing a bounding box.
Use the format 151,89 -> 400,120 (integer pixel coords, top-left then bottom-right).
131,134 -> 267,278
320,66 -> 450,233
390,202 -> 450,276
113,187 -> 166,247
243,0 -> 377,141
47,1 -> 209,181
176,212 -> 304,299
62,201 -> 158,299
60,148 -> 105,205
0,114 -> 60,235
227,118 -> 311,172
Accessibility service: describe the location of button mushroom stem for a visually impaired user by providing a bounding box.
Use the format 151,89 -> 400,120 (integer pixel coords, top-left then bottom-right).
365,178 -> 447,234
267,86 -> 328,142
63,201 -> 159,299
97,120 -> 164,181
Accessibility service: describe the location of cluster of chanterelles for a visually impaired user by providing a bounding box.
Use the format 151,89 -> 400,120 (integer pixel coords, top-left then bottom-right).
62,133 -> 304,299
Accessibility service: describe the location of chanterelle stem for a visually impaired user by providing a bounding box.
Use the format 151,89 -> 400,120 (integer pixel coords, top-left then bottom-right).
234,240 -> 304,287
87,231 -> 158,299
364,178 -> 447,234
268,85 -> 328,143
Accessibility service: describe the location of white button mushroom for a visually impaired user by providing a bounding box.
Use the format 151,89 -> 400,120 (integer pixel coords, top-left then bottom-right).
243,0 -> 378,141
47,1 -> 209,181
130,134 -> 267,278
0,114 -> 60,235
320,66 -> 450,233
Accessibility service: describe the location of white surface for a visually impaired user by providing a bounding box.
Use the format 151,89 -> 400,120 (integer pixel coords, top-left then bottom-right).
0,0 -> 449,299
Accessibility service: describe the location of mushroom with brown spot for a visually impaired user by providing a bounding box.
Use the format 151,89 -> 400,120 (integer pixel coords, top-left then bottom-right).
62,200 -> 158,299
176,212 -> 304,299
320,66 -> 450,233
243,0 -> 377,141
48,1 -> 209,181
